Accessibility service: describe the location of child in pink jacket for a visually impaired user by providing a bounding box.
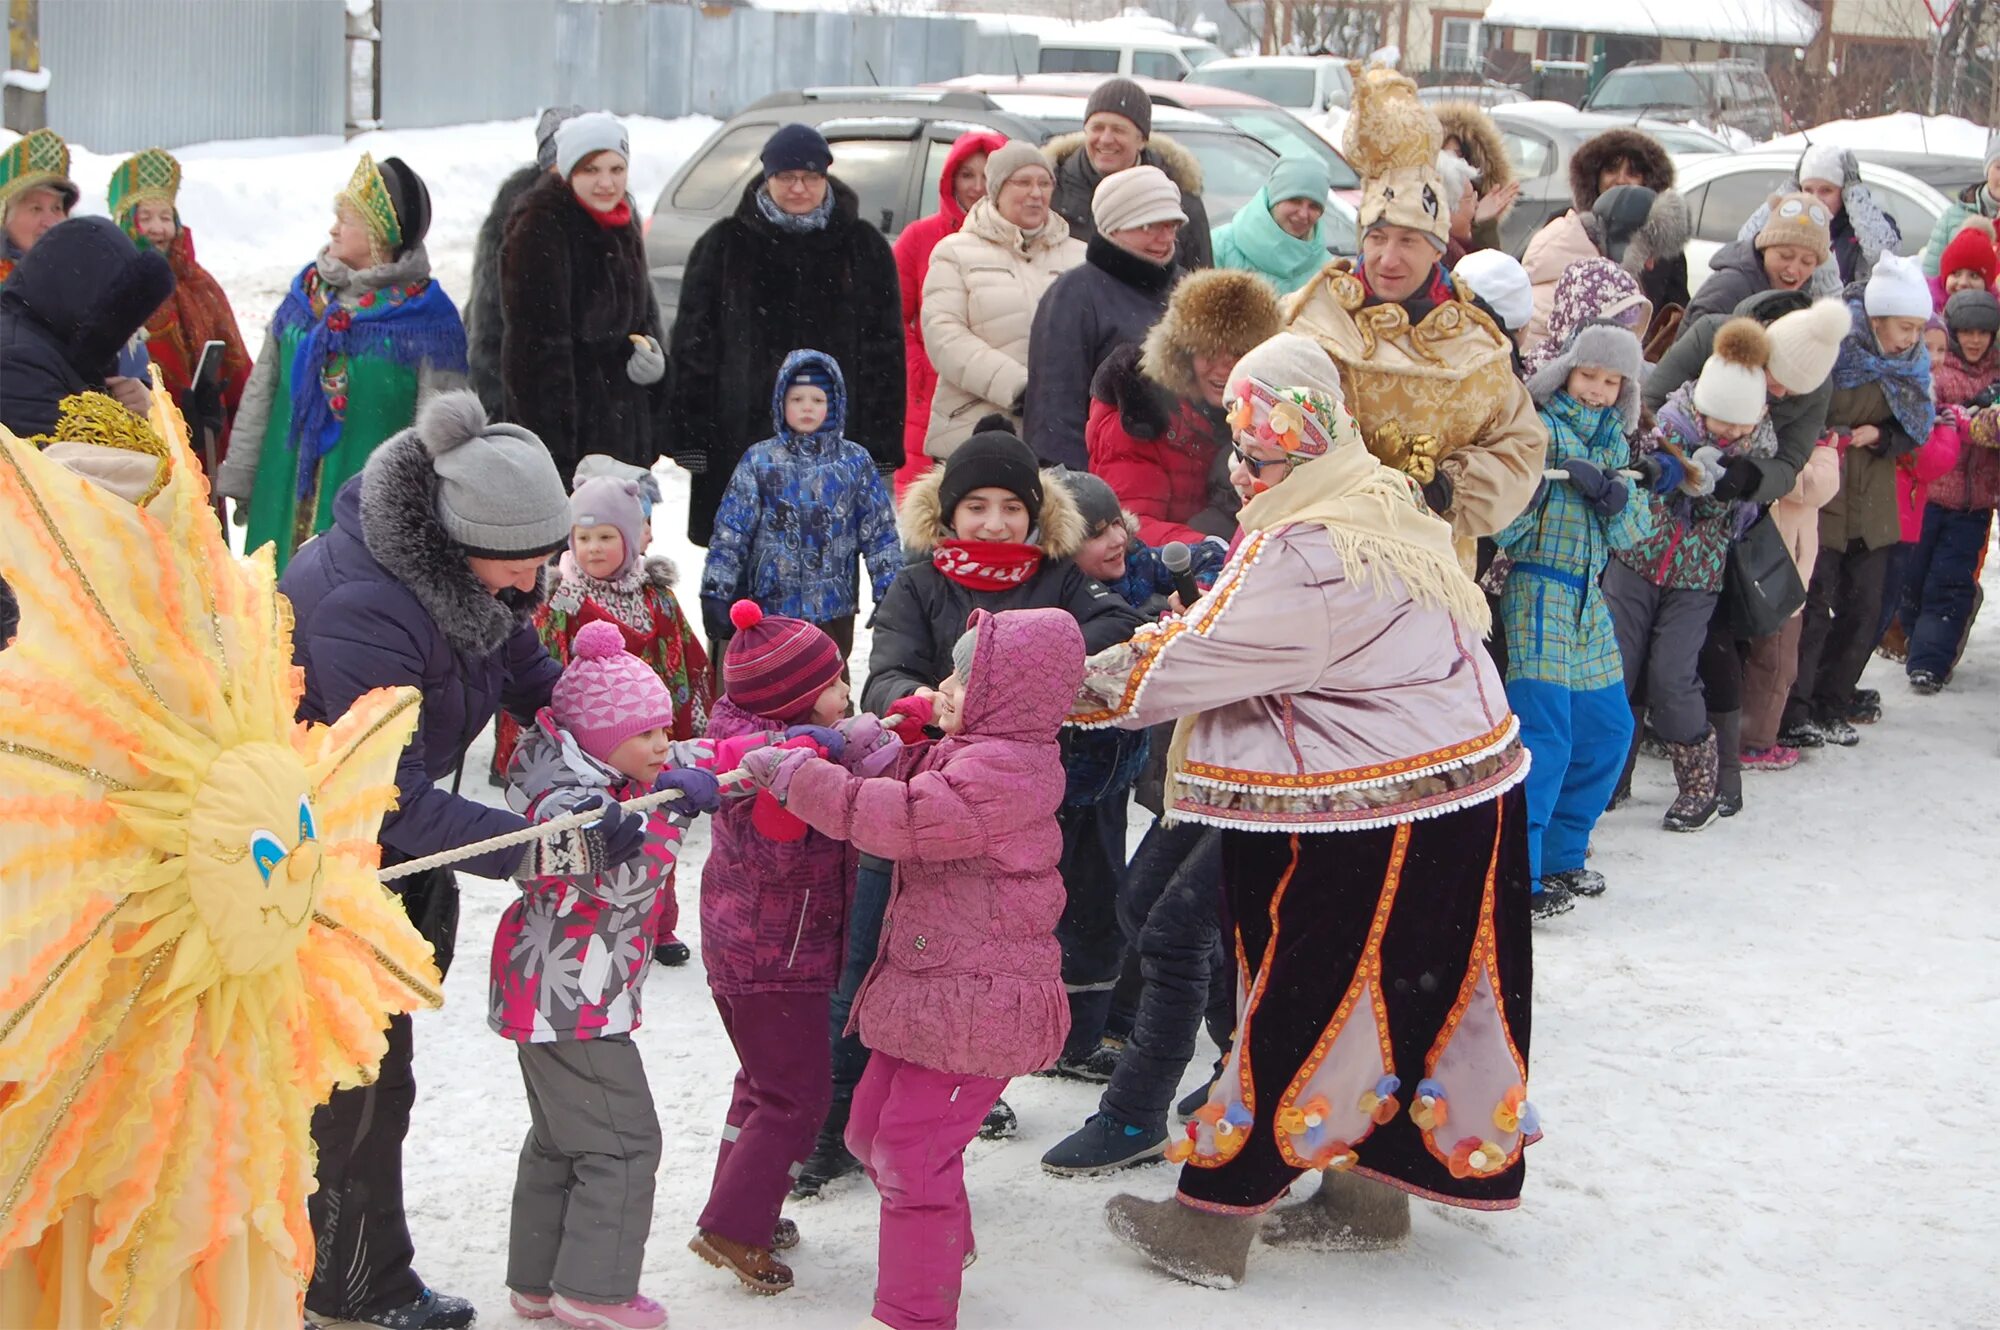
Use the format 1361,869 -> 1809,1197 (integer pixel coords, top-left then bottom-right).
739,606 -> 1085,1330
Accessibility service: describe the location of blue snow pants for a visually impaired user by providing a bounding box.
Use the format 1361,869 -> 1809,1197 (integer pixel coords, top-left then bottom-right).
1506,677 -> 1634,884
1902,504 -> 1993,680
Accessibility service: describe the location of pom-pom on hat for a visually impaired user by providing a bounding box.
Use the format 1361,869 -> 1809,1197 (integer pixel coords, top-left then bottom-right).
1939,219 -> 1998,286
1865,252 -> 1932,320
723,601 -> 844,724
1692,317 -> 1773,427
552,620 -> 678,765
419,391 -> 573,558
1766,296 -> 1851,394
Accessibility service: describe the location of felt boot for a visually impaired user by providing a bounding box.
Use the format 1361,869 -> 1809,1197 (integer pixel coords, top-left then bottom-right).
1259,1169 -> 1412,1251
1104,1194 -> 1260,1289
1662,729 -> 1720,832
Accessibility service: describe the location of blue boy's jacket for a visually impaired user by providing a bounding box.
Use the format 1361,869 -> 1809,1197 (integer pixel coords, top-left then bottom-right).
700,348 -> 901,624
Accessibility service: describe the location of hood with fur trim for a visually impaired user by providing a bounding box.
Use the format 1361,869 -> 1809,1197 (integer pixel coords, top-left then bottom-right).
1580,188 -> 1690,281
1568,128 -> 1675,212
1432,101 -> 1514,200
1043,131 -> 1205,197
358,426 -> 550,657
1139,267 -> 1282,401
896,461 -> 1085,559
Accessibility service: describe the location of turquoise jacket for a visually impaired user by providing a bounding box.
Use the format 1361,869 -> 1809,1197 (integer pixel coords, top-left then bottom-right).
1212,185 -> 1329,294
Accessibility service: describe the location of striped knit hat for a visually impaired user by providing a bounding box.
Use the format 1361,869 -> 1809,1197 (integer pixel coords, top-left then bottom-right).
723,600 -> 843,723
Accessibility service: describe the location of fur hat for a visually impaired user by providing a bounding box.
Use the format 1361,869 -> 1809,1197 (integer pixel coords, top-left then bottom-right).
1140,268 -> 1283,400
419,391 -> 572,557
1765,297 -> 1851,394
1526,321 -> 1646,429
1940,218 -> 1999,285
553,620 -> 677,765
1866,252 -> 1932,320
1343,65 -> 1449,251
1436,150 -> 1481,208
1092,164 -> 1186,235
1452,250 -> 1533,332
723,601 -> 842,724
1756,192 -> 1833,264
1693,318 -> 1773,427
1567,128 -> 1674,212
1085,77 -> 1153,139
985,140 -> 1050,197
1432,101 -> 1514,202
569,476 -> 649,581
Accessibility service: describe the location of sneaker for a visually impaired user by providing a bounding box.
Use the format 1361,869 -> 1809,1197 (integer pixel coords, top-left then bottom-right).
1815,715 -> 1861,747
1530,882 -> 1575,921
772,1216 -> 799,1251
511,1290 -> 556,1320
1741,745 -> 1801,771
551,1292 -> 669,1329
1041,1113 -> 1170,1177
978,1097 -> 1018,1141
1776,719 -> 1825,749
652,936 -> 691,967
1542,867 -> 1605,898
789,1134 -> 861,1199
1044,1042 -> 1120,1084
310,1289 -> 477,1330
689,1229 -> 793,1295
1909,669 -> 1944,695
1844,696 -> 1882,725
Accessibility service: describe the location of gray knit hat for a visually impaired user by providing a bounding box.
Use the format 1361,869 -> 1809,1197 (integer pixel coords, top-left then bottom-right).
986,139 -> 1052,198
417,392 -> 572,557
555,111 -> 628,179
1525,320 -> 1646,430
951,625 -> 980,680
534,105 -> 584,170
1057,468 -> 1125,536
1085,77 -> 1153,139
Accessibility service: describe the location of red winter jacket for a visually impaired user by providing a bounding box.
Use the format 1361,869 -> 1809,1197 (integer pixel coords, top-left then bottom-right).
1085,345 -> 1234,547
892,130 -> 1008,493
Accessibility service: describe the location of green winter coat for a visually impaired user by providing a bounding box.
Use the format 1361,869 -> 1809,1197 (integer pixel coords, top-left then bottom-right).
1921,180 -> 2000,277
1818,380 -> 1909,552
1211,185 -> 1329,295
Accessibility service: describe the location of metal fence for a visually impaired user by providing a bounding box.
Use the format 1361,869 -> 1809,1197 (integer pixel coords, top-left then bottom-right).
42,0 -> 345,152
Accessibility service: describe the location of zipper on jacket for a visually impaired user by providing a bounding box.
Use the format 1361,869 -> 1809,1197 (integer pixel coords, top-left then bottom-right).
786,889 -> 810,969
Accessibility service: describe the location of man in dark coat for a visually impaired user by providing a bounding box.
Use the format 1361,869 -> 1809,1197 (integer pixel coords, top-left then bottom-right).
464,105 -> 580,418
0,215 -> 172,436
280,391 -> 650,1330
1047,77 -> 1212,271
1023,165 -> 1183,469
667,123 -> 903,546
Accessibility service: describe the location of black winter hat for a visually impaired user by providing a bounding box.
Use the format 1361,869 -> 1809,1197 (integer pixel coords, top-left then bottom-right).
1592,184 -> 1657,265
376,156 -> 431,256
938,430 -> 1044,527
1057,468 -> 1124,535
762,123 -> 834,178
1085,78 -> 1153,140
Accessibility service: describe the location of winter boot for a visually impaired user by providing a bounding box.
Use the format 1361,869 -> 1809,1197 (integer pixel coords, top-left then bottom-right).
1044,1041 -> 1121,1083
1662,729 -> 1720,832
1909,668 -> 1944,695
510,1290 -> 555,1320
790,1118 -> 861,1199
1815,713 -> 1861,746
772,1217 -> 800,1251
979,1097 -> 1019,1140
1530,880 -> 1576,920
1711,710 -> 1742,818
1104,1193 -> 1261,1289
1042,1113 -> 1169,1176
308,1288 -> 478,1330
1776,717 -> 1825,749
1259,1169 -> 1411,1252
1606,706 -> 1644,811
550,1292 -> 669,1330
652,935 -> 691,967
1543,867 -> 1606,898
1741,744 -> 1801,771
1844,694 -> 1883,725
689,1230 -> 793,1294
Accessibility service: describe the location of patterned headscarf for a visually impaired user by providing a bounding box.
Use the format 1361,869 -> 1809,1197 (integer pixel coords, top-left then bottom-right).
1222,332 -> 1364,461
1526,258 -> 1653,374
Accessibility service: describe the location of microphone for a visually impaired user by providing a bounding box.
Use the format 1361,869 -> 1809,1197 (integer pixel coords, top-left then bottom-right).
1160,540 -> 1201,609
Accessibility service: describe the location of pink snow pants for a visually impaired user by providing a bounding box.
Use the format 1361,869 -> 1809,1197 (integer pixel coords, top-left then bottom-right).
845,1053 -> 1008,1330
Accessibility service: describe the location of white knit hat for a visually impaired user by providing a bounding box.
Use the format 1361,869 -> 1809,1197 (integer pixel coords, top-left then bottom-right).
1864,252 -> 1931,320
1452,250 -> 1533,331
1092,164 -> 1186,235
1798,142 -> 1846,188
1766,296 -> 1850,394
1692,318 -> 1773,428
555,111 -> 628,179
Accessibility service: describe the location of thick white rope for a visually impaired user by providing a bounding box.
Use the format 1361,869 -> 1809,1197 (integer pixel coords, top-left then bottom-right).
377,768 -> 749,883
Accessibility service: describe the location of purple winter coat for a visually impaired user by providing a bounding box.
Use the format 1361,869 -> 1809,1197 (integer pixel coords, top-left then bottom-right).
781,606 -> 1084,1080
280,438 -> 560,877
698,695 -> 856,996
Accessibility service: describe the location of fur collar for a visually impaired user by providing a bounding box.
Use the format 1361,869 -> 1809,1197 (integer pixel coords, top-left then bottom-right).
315,242 -> 434,295
1044,131 -> 1206,196
548,552 -> 681,616
1085,232 -> 1177,296
358,430 -> 548,657
896,463 -> 1085,559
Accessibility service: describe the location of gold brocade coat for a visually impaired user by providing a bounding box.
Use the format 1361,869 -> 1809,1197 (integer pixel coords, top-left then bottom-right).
1283,260 -> 1547,563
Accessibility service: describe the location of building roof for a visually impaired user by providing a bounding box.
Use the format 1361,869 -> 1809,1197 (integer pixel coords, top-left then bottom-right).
1481,0 -> 1820,46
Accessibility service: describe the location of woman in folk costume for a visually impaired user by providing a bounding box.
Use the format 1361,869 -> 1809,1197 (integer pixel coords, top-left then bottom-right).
1074,333 -> 1536,1290
1284,67 -> 1545,570
109,148 -> 252,478
0,384 -> 440,1327
216,153 -> 466,572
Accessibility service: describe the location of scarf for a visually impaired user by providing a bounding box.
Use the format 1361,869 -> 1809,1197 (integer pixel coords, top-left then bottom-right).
271,245 -> 466,497
1933,344 -> 2000,408
550,551 -> 653,633
755,185 -> 834,233
137,226 -> 251,400
1235,431 -> 1490,635
587,198 -> 634,230
931,539 -> 1043,591
1831,297 -> 1935,444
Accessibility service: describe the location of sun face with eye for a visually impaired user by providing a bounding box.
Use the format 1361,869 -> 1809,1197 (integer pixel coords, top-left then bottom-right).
186,742 -> 328,976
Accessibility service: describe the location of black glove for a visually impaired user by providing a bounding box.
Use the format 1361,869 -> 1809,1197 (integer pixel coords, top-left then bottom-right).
1092,345 -> 1170,440
671,449 -> 708,476
701,596 -> 735,646
1421,471 -> 1454,517
1969,381 -> 2000,411
1632,452 -> 1685,495
515,795 -> 648,878
1559,458 -> 1628,517
1709,455 -> 1762,504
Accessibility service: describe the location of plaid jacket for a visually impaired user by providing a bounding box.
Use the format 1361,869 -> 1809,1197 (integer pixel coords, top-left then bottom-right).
1497,392 -> 1652,689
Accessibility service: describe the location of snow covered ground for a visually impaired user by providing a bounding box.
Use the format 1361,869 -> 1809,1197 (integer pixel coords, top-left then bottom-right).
1770,112 -> 1990,160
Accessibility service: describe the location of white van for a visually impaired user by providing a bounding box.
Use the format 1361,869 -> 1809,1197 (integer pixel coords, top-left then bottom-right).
1186,56 -> 1353,115
1034,29 -> 1224,81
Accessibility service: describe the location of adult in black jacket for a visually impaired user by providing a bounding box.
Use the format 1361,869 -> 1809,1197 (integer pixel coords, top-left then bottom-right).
668,123 -> 903,546
501,113 -> 666,482
1023,168 -> 1184,470
1046,78 -> 1212,270
465,105 -> 580,418
0,215 -> 172,437
1683,192 -> 1832,328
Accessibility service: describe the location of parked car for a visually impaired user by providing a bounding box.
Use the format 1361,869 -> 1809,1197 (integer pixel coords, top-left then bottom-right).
1486,102 -> 1734,256
1582,59 -> 1788,143
1672,150 -> 1948,280
1186,55 -> 1354,115
1030,25 -> 1223,80
643,87 -> 1324,329
1416,79 -> 1529,109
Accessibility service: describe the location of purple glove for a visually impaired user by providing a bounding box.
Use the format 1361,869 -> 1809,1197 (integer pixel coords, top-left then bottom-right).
740,744 -> 816,801
654,765 -> 722,815
783,723 -> 845,762
833,713 -> 892,762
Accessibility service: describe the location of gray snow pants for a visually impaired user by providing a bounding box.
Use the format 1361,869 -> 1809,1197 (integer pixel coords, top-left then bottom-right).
1603,559 -> 1717,745
508,1034 -> 662,1304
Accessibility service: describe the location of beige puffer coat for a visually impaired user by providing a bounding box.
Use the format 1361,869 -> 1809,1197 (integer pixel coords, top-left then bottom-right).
920,196 -> 1084,459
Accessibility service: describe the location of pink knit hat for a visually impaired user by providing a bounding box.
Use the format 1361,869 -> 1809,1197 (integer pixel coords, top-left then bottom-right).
723,600 -> 842,723
552,620 -> 676,763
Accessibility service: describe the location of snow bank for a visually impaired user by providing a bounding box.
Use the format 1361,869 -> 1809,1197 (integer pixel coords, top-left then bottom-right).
0,115 -> 719,343
1772,112 -> 1990,160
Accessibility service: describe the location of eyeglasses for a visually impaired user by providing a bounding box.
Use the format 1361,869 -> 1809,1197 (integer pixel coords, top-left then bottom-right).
1228,442 -> 1292,477
770,171 -> 825,189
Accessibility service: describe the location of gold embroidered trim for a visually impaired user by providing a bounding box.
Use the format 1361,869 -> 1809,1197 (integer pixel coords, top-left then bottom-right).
0,738 -> 134,791
0,900 -> 123,1047
1176,716 -> 1518,791
311,910 -> 442,1008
